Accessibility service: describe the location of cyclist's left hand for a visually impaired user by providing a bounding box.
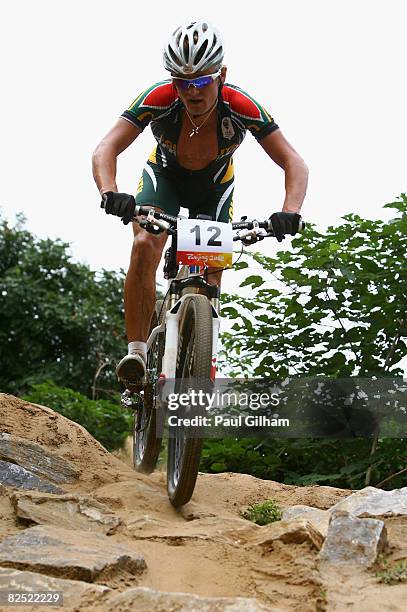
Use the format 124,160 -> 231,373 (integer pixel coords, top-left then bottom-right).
269,211 -> 301,242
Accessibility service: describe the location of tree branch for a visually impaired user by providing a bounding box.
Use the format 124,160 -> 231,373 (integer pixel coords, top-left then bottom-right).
322,284 -> 359,362
383,317 -> 405,371
365,431 -> 379,486
92,359 -> 112,400
375,466 -> 407,489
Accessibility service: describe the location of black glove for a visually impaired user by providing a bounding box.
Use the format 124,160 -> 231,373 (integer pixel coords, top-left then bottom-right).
269,211 -> 301,242
101,192 -> 136,225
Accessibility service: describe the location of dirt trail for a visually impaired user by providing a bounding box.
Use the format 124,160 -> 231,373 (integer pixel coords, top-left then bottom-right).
1,393 -> 406,611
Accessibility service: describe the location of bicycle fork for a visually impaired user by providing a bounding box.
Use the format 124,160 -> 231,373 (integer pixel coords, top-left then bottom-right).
159,295 -> 220,381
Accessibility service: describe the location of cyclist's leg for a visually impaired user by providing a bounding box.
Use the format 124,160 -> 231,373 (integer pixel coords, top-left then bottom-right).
119,157 -> 180,382
125,218 -> 167,343
126,159 -> 180,342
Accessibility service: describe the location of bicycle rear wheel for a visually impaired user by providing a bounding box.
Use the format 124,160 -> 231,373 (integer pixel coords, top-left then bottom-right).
133,299 -> 165,474
167,294 -> 213,507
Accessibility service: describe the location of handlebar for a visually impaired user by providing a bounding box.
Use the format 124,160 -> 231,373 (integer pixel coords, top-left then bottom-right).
100,200 -> 305,244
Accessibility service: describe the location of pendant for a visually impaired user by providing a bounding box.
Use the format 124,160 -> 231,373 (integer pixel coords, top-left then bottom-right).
189,127 -> 199,138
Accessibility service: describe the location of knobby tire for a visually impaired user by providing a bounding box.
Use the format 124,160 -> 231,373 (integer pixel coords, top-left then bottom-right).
167,294 -> 213,507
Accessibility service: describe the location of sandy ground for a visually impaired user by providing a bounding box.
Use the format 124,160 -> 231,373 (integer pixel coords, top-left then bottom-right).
1,393 -> 406,611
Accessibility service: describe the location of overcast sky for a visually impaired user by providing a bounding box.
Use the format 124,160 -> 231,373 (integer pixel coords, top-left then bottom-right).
1,0 -> 406,314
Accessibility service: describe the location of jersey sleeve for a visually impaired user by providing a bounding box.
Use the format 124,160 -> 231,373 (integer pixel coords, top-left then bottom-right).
222,84 -> 279,141
121,81 -> 179,131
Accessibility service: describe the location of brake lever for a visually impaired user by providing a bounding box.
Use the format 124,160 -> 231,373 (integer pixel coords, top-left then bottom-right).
241,235 -> 261,246
139,219 -> 164,235
235,220 -> 264,245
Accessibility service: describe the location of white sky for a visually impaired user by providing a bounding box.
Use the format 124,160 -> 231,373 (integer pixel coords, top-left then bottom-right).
1,0 -> 406,307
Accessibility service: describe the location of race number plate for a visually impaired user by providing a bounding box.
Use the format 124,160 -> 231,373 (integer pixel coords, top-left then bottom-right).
177,219 -> 233,268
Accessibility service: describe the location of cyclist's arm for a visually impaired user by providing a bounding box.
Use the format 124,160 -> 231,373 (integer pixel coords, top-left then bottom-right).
259,130 -> 308,213
92,118 -> 142,195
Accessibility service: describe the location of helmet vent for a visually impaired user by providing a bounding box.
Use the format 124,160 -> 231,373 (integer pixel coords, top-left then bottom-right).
207,37 -> 216,54
183,35 -> 190,62
195,40 -> 209,65
169,47 -> 182,67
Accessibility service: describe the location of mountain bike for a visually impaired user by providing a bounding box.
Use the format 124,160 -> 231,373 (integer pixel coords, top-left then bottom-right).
102,202 -> 304,506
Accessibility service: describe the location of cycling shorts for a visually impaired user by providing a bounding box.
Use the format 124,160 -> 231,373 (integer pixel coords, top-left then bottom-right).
135,151 -> 234,223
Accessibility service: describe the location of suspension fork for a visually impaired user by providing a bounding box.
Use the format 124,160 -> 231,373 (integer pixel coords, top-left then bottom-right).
210,305 -> 220,382
160,296 -> 221,378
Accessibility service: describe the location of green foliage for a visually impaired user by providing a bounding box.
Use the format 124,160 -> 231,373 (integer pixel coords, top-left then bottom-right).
202,196 -> 407,489
0,212 -> 126,396
23,380 -> 131,451
241,500 -> 282,525
221,194 -> 407,378
375,557 -> 407,585
201,436 -> 407,490
201,438 -> 282,478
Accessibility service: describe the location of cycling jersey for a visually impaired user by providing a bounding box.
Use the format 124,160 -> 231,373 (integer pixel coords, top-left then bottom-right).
120,81 -> 279,221
121,81 -> 279,177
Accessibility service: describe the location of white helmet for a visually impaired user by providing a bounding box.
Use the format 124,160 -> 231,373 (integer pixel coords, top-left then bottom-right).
163,20 -> 224,75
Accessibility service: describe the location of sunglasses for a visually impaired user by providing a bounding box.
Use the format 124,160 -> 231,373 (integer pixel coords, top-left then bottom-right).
172,69 -> 222,91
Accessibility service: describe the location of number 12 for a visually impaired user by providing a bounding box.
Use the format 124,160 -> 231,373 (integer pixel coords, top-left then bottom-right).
190,225 -> 222,247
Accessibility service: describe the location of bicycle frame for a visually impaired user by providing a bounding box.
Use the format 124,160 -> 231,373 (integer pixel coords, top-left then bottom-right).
146,264 -> 221,384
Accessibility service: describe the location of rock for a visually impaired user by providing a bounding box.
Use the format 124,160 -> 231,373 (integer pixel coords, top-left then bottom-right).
0,567 -> 110,608
282,505 -> 330,537
0,433 -> 79,484
101,586 -> 275,611
126,515 -> 171,531
0,460 -> 65,494
0,525 -> 146,582
11,491 -> 122,534
126,515 -> 259,544
180,505 -> 217,521
246,519 -> 324,551
0,484 -> 21,540
135,480 -> 168,500
330,486 -> 407,518
319,511 -> 388,566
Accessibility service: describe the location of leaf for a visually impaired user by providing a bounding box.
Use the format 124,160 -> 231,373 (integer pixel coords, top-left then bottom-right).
282,267 -> 305,282
233,261 -> 249,270
239,275 -> 265,288
329,243 -> 341,252
383,197 -> 407,212
221,306 -> 239,319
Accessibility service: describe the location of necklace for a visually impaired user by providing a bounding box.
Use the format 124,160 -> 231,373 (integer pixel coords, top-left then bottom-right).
184,101 -> 217,137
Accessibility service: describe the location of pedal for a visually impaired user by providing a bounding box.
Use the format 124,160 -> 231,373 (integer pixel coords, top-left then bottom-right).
120,389 -> 143,410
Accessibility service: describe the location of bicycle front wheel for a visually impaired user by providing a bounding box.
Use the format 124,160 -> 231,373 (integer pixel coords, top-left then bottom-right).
167,294 -> 213,507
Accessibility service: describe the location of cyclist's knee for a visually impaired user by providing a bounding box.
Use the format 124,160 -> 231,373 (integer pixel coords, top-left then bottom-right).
130,230 -> 166,268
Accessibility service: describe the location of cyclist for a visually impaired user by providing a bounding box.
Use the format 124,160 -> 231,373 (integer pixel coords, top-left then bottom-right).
92,20 -> 308,386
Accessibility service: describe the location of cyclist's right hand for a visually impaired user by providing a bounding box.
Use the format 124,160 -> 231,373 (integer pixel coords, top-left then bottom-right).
101,191 -> 136,225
